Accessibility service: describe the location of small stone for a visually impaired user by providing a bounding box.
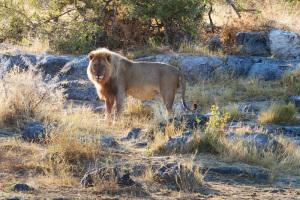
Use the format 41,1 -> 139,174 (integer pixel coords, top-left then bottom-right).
100,136 -> 119,148
22,122 -> 45,142
80,173 -> 94,187
270,189 -> 286,193
121,128 -> 142,141
134,141 -> 147,148
117,172 -> 135,187
12,183 -> 34,192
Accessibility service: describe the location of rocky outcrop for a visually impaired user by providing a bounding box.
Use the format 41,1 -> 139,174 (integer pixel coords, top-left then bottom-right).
139,55 -> 300,81
269,29 -> 300,59
236,32 -> 270,57
1,28 -> 300,101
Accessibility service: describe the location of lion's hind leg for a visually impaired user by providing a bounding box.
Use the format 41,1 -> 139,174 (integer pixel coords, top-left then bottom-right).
160,87 -> 176,119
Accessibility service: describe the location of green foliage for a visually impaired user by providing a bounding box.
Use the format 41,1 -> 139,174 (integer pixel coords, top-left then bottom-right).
125,0 -> 205,46
48,22 -> 102,54
199,105 -> 230,153
0,0 -> 208,52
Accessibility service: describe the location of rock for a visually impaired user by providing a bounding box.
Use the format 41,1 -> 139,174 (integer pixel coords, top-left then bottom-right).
208,36 -> 222,51
289,96 -> 300,108
58,57 -> 88,80
269,29 -> 300,59
121,128 -> 142,141
11,183 -> 34,192
133,141 -> 148,148
247,59 -> 293,80
180,113 -> 210,129
117,171 -> 135,187
159,113 -> 210,131
161,131 -> 197,154
207,166 -> 269,180
5,198 -> 21,200
0,54 -> 37,75
236,32 -> 270,56
270,189 -> 286,193
178,55 -> 224,82
60,80 -> 97,101
153,163 -> 202,191
100,136 -> 119,148
227,133 -> 281,152
81,167 -> 135,188
137,54 -> 224,82
219,56 -> 255,78
36,55 -> 74,76
22,122 -> 45,142
80,173 -> 94,187
136,54 -> 174,63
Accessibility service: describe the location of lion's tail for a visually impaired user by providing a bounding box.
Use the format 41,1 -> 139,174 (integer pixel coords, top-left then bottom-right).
180,74 -> 197,111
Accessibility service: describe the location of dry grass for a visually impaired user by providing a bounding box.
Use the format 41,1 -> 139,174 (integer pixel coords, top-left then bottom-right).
178,41 -> 224,57
222,136 -> 300,176
0,138 -> 45,175
281,65 -> 300,95
188,78 -> 286,111
224,104 -> 247,121
0,68 -> 65,127
258,103 -> 297,124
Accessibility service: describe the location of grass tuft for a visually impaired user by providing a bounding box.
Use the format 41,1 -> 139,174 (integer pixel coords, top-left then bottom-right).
258,103 -> 297,124
0,68 -> 65,127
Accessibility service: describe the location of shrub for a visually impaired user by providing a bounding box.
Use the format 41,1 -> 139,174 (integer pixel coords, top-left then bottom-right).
0,68 -> 65,127
126,0 -> 205,47
199,105 -> 230,153
258,103 -> 297,124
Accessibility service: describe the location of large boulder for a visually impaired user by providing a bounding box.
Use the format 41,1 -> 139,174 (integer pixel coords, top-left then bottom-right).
269,29 -> 300,59
137,54 -> 224,82
236,32 -> 270,56
178,55 -> 223,82
247,58 -> 298,80
217,56 -> 255,78
0,54 -> 37,76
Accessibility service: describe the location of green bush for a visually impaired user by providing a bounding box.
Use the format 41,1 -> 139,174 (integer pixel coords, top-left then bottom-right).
0,0 -> 207,52
48,22 -> 103,54
125,0 -> 205,47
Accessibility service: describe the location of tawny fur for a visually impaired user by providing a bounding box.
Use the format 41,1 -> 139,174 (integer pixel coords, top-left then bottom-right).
87,48 -> 191,119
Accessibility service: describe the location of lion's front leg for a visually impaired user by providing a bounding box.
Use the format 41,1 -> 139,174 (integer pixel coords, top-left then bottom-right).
105,97 -> 115,120
116,88 -> 126,117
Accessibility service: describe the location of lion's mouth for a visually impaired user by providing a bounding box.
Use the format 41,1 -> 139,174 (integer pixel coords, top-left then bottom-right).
95,75 -> 104,81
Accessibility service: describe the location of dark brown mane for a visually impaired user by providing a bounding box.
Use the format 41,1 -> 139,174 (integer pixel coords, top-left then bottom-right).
99,78 -> 117,101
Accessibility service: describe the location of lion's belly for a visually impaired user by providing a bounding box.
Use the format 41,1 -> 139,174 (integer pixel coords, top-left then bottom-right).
126,86 -> 159,101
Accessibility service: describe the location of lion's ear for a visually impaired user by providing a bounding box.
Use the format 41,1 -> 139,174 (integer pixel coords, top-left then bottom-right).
88,53 -> 94,60
106,54 -> 111,62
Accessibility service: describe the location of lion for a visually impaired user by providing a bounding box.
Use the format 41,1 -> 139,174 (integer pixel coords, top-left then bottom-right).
87,48 -> 193,119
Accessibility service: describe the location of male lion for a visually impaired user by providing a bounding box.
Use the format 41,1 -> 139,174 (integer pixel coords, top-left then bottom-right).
87,48 -> 193,119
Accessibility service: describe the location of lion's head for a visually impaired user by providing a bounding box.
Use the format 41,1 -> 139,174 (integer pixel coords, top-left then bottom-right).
87,48 -> 112,83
